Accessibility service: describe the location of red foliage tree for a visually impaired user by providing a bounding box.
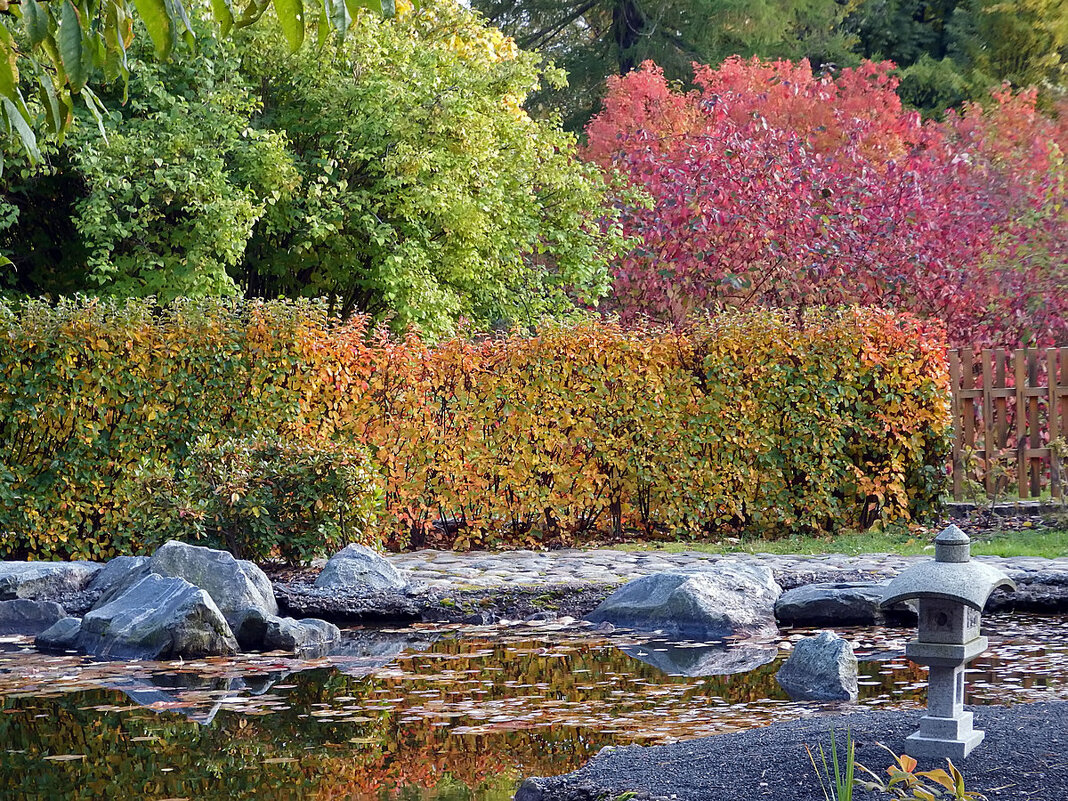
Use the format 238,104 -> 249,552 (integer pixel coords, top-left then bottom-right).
585,58 -> 1068,347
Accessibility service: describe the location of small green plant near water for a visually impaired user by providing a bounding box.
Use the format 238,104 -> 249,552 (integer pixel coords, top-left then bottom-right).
855,745 -> 987,800
806,729 -> 856,801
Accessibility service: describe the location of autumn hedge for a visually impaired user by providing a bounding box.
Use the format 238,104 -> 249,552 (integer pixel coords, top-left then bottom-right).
0,298 -> 950,560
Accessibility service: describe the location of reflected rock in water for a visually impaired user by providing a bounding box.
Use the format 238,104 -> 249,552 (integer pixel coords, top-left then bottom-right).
102,671 -> 285,725
619,638 -> 779,677
328,628 -> 440,677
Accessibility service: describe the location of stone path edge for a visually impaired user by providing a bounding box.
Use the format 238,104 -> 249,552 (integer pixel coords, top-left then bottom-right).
275,549 -> 1068,623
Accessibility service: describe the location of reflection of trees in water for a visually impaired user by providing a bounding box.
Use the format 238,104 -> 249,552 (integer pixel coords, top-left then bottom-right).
0,635 -> 1029,800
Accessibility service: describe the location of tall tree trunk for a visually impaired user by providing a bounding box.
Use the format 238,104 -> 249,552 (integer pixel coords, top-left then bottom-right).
612,0 -> 646,74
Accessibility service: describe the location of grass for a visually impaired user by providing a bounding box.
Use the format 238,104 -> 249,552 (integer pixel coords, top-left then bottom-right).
612,522 -> 1068,559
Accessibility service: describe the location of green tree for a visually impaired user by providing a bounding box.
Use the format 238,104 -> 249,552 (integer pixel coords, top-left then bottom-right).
0,0 -> 390,168
236,2 -> 621,332
473,0 -> 858,131
1,1 -> 623,335
0,21 -> 294,298
847,0 -> 1068,115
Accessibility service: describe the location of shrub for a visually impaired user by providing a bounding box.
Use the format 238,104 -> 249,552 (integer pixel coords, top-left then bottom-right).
0,298 -> 949,557
0,296 -> 375,560
132,436 -> 381,563
584,58 -> 1068,348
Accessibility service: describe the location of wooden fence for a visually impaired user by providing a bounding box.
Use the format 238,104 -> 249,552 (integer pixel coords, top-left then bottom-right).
950,348 -> 1068,501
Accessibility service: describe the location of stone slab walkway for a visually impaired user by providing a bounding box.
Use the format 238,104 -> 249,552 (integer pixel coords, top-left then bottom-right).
386,548 -> 1068,590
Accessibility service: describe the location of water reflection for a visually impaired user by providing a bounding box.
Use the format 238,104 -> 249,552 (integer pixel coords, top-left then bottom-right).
0,615 -> 1064,800
620,639 -> 779,676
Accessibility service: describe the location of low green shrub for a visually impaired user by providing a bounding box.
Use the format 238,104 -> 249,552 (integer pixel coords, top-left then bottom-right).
131,436 -> 381,563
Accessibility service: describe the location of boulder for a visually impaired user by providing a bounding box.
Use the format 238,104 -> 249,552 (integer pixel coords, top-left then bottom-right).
776,630 -> 858,702
314,544 -> 410,592
0,599 -> 67,635
86,556 -> 151,607
622,639 -> 779,677
0,561 -> 101,601
585,564 -> 782,640
148,541 -> 277,633
36,617 -> 83,651
263,616 -> 341,655
234,608 -> 270,651
775,582 -> 917,627
77,573 -> 238,660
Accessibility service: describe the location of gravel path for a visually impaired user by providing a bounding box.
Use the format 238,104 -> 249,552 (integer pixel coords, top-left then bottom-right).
517,701 -> 1068,801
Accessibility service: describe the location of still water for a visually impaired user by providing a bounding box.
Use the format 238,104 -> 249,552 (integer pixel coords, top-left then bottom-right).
0,614 -> 1066,800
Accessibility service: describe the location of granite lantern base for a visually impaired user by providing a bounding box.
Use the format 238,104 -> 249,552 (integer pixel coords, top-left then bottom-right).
904,636 -> 988,759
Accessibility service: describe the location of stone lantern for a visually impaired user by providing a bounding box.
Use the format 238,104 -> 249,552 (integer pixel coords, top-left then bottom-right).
881,525 -> 1015,759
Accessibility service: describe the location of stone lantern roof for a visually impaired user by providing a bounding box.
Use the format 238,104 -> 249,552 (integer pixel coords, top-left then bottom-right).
881,525 -> 1016,611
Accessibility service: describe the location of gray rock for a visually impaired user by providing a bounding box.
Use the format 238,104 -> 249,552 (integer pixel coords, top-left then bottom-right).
0,561 -> 102,601
234,608 -> 270,651
314,544 -> 410,591
0,599 -> 67,635
77,574 -> 238,660
36,617 -> 83,651
263,616 -> 341,655
621,639 -> 779,677
775,582 -> 917,627
776,630 -> 858,702
148,541 -> 277,633
86,556 -> 151,605
585,564 -> 782,640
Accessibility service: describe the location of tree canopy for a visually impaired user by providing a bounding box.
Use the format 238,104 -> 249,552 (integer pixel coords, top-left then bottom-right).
472,0 -> 858,130
0,1 -> 624,335
0,0 -> 395,167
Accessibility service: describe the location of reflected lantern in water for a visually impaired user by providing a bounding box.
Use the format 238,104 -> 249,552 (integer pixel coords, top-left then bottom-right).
882,524 -> 1016,759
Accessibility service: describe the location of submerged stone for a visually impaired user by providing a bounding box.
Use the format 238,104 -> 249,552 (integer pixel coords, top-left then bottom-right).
776,630 -> 858,702
621,639 -> 778,677
0,599 -> 67,635
35,617 -> 83,652
263,616 -> 341,656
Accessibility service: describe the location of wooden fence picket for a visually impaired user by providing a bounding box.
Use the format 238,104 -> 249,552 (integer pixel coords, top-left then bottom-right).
949,347 -> 1066,501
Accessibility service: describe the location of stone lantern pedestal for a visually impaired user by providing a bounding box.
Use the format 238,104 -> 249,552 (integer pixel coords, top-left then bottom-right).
881,525 -> 1015,760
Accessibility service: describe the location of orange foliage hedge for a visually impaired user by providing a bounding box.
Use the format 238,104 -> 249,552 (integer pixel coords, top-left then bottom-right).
0,298 -> 949,560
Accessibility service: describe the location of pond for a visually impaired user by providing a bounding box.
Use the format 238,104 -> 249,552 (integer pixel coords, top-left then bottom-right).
1,614 -> 1066,800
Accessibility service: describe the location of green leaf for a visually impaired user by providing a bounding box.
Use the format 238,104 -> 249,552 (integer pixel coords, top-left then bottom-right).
210,0 -> 235,37
0,25 -> 18,98
36,68 -> 64,135
22,0 -> 51,48
132,0 -> 175,57
323,0 -> 351,34
348,0 -> 381,13
81,85 -> 109,143
2,97 -> 42,164
272,0 -> 304,50
59,1 -> 88,91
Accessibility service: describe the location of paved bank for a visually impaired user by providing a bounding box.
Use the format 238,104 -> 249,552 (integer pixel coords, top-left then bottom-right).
516,700 -> 1068,801
385,548 -> 1068,590
275,548 -> 1068,623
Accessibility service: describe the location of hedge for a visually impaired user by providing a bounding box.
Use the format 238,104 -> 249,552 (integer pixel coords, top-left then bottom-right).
0,298 -> 950,560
